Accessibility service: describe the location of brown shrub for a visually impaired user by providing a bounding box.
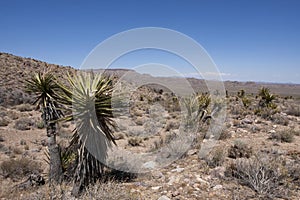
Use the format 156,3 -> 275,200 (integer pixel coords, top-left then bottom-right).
0,116 -> 10,126
226,155 -> 289,198
14,118 -> 34,130
228,140 -> 252,159
127,137 -> 143,146
0,158 -> 42,180
269,129 -> 295,143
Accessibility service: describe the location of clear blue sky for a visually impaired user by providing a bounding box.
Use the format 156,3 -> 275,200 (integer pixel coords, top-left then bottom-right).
0,0 -> 299,83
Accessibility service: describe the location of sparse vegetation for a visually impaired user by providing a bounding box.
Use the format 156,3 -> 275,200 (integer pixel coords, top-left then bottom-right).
0,53 -> 300,199
14,118 -> 34,130
0,158 -> 42,180
269,129 -> 295,143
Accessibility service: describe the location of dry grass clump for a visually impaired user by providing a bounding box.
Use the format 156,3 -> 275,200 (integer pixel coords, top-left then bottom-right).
14,118 -> 34,130
81,180 -> 137,200
269,129 -> 295,143
0,158 -> 42,180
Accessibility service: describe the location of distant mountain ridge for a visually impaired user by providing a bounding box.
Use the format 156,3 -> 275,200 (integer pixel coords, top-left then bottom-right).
0,52 -> 299,107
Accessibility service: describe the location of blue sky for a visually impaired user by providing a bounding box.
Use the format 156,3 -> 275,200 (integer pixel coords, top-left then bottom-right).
0,0 -> 299,83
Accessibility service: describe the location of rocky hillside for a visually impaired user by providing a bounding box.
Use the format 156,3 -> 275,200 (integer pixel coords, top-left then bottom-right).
0,53 -> 75,106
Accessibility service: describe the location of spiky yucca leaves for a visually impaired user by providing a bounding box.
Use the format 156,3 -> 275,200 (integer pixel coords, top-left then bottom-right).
25,72 -> 63,183
58,72 -> 116,195
182,93 -> 211,130
258,87 -> 276,109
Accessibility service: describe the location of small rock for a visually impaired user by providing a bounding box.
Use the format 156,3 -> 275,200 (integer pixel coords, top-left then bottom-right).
196,176 -> 209,185
269,130 -> 276,134
187,149 -> 198,156
242,119 -> 253,124
142,161 -> 157,170
213,184 -> 223,190
152,171 -> 164,179
171,167 -> 184,173
210,166 -> 225,179
171,190 -> 180,197
151,186 -> 161,190
158,195 -> 171,200
168,175 -> 180,185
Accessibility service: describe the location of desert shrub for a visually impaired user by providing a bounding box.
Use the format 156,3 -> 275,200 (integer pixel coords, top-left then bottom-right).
127,137 -> 143,146
241,97 -> 251,108
0,116 -> 10,126
14,118 -> 34,130
285,105 -> 300,117
226,155 -> 288,198
270,113 -> 289,126
255,107 -> 278,119
36,120 -> 45,129
228,140 -> 252,159
0,158 -> 42,180
218,129 -> 232,140
237,89 -> 245,98
269,129 -> 294,143
258,87 -> 276,109
12,146 -> 23,154
205,147 -> 227,168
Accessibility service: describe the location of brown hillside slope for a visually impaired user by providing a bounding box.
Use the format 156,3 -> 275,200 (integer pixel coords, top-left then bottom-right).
0,52 -> 76,106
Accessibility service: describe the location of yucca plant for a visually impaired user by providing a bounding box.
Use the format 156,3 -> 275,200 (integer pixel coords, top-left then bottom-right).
57,72 -> 116,195
25,72 -> 63,183
182,93 -> 211,130
258,87 -> 276,108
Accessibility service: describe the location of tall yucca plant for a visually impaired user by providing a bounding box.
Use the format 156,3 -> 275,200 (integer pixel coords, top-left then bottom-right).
57,72 -> 116,195
25,72 -> 63,183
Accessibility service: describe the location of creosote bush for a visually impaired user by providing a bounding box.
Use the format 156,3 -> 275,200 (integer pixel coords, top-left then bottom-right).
269,129 -> 295,143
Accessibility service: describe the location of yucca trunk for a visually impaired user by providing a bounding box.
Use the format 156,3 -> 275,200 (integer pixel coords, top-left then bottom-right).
42,100 -> 63,183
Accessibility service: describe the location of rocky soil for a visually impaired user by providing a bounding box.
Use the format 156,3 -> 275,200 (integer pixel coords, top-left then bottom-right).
0,53 -> 299,199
